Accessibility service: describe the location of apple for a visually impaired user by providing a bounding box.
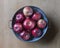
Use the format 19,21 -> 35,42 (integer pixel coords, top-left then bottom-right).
32,28 -> 42,37
23,6 -> 33,16
32,12 -> 41,21
20,31 -> 30,40
23,18 -> 35,30
16,13 -> 24,22
37,19 -> 46,28
13,23 -> 22,33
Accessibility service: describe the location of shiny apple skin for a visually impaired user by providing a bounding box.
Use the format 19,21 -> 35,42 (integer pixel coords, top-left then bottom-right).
37,19 -> 46,28
32,28 -> 42,37
23,6 -> 33,16
20,31 -> 30,40
16,13 -> 25,22
13,23 -> 23,33
23,18 -> 35,30
32,12 -> 41,21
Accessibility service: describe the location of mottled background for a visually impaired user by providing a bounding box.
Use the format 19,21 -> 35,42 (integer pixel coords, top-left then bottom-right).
0,0 -> 60,48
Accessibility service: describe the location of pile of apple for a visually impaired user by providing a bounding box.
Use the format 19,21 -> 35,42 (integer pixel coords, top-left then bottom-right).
13,6 -> 47,41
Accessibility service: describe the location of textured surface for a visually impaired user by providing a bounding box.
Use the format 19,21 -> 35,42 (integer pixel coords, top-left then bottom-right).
0,0 -> 60,48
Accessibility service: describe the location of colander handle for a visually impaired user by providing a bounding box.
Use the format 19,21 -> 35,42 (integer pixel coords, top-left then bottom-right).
8,20 -> 12,29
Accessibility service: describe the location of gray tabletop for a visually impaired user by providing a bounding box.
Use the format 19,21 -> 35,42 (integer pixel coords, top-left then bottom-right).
0,0 -> 60,48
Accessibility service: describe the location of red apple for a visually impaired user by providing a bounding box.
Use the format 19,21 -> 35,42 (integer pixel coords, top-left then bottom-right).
37,19 -> 46,28
32,12 -> 41,21
32,28 -> 42,37
20,31 -> 30,40
13,23 -> 22,33
23,18 -> 35,30
23,6 -> 33,16
16,13 -> 24,22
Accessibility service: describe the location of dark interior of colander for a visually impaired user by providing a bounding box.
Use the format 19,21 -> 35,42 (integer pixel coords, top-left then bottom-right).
12,6 -> 48,42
